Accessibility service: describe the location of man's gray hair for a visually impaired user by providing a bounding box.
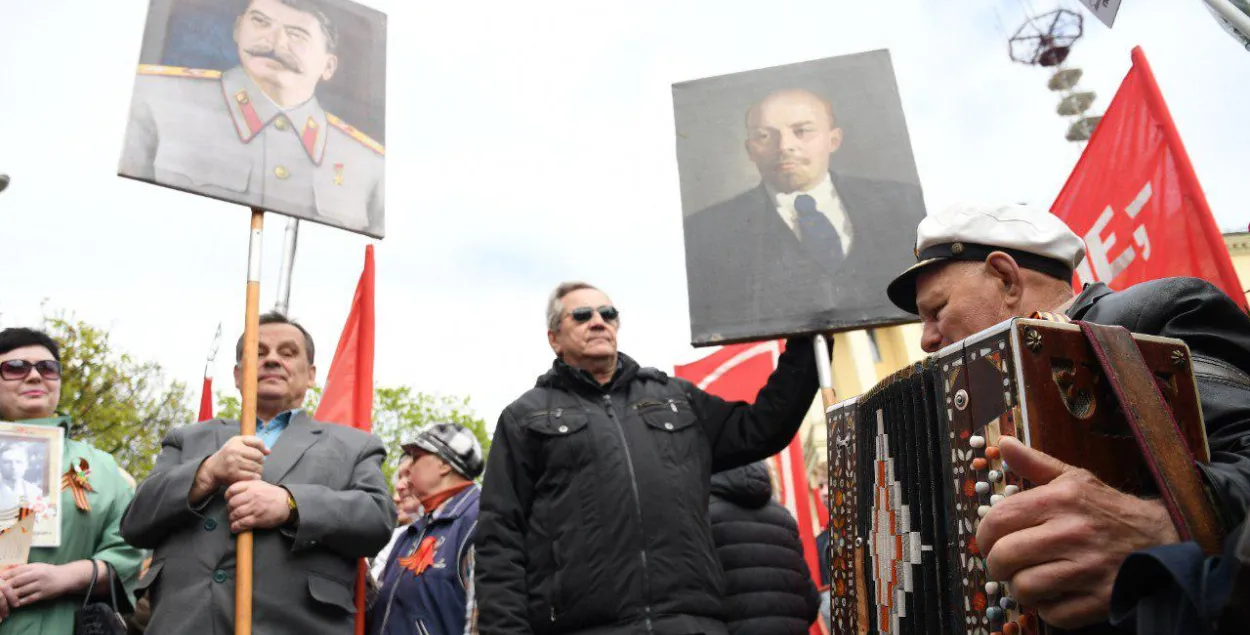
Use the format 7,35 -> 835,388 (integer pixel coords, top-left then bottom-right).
546,281 -> 599,332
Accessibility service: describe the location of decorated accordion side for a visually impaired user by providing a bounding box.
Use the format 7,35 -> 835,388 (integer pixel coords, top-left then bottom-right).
826,318 -> 1208,635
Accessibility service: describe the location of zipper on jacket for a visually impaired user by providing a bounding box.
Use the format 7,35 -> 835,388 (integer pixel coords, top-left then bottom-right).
602,394 -> 655,634
379,523 -> 431,634
631,399 -> 681,413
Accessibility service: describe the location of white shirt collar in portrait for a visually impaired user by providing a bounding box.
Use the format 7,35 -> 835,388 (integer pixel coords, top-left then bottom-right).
768,172 -> 853,254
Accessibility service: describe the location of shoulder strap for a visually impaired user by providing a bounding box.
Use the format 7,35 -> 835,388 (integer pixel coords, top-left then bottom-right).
1079,321 -> 1226,554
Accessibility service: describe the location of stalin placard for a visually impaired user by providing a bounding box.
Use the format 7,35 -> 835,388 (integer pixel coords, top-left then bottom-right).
118,0 -> 388,239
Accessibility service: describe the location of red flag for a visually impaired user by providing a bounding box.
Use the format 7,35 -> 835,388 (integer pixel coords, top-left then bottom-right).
313,245 -> 376,635
1051,46 -> 1245,308
198,376 -> 213,422
675,341 -> 823,635
198,323 -> 222,422
315,245 -> 376,432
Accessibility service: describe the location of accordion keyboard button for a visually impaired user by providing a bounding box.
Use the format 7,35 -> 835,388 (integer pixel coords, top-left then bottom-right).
1004,624 -> 1021,635
988,470 -> 1003,483
972,458 -> 989,471
987,606 -> 1004,621
985,446 -> 1001,460
990,494 -> 1004,506
970,435 -> 986,449
975,482 -> 990,495
1000,597 -> 1018,610
1004,485 -> 1020,497
985,581 -> 1000,595
978,505 -> 992,518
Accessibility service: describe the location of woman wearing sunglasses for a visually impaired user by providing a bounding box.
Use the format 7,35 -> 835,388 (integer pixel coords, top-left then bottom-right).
0,328 -> 145,633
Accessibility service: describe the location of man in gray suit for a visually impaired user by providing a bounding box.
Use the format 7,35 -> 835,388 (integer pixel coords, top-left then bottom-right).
121,313 -> 395,635
118,0 -> 385,238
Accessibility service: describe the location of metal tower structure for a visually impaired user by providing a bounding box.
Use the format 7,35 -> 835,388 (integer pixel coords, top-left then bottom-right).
1008,8 -> 1102,143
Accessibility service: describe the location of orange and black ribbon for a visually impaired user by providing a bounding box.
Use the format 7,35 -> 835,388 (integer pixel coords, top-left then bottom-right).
60,458 -> 93,512
397,536 -> 439,577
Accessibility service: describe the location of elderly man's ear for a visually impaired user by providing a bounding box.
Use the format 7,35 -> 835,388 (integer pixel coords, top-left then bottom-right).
985,252 -> 1024,306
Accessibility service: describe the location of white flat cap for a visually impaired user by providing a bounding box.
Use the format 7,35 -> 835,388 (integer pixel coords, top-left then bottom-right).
887,202 -> 1086,314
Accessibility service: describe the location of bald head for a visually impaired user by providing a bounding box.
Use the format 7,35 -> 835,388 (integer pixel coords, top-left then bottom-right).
744,89 -> 843,193
746,89 -> 836,129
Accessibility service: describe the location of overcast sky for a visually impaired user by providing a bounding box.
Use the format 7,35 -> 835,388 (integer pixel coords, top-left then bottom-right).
1,0 -> 1247,431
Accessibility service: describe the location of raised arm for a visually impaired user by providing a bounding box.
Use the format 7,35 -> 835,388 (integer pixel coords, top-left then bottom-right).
687,337 -> 820,473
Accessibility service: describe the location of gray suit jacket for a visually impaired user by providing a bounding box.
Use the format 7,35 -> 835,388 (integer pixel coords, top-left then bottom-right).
120,412 -> 396,635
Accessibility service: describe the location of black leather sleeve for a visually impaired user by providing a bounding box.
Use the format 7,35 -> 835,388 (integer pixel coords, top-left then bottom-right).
1089,278 -> 1250,530
683,337 -> 820,473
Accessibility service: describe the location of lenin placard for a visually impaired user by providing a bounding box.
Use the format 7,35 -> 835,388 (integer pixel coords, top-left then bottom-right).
673,50 -> 927,346
118,0 -> 387,238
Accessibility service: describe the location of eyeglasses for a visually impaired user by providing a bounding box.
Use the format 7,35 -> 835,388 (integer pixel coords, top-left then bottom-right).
0,360 -> 62,382
567,305 -> 620,323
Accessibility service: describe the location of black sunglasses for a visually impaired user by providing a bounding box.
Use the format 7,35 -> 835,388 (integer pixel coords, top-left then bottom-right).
0,360 -> 62,382
567,305 -> 620,323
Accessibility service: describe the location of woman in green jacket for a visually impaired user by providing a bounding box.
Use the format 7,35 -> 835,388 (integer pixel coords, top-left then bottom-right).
0,327 -> 145,634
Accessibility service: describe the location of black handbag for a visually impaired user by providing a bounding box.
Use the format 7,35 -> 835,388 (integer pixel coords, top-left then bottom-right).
73,559 -> 127,635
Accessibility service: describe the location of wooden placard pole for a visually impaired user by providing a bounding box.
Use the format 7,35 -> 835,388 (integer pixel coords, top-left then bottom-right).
235,209 -> 264,635
812,334 -> 837,409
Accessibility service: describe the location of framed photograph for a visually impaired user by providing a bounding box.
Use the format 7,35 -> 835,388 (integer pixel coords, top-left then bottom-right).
0,422 -> 64,548
118,0 -> 388,238
673,50 -> 927,346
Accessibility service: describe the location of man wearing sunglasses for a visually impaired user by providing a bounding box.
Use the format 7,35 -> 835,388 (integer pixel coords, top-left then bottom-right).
476,281 -> 820,635
0,328 -> 146,633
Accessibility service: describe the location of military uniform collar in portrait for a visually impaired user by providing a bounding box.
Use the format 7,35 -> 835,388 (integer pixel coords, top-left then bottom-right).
221,66 -> 330,166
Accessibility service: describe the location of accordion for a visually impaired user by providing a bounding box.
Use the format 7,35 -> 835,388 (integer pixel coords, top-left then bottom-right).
824,317 -> 1221,635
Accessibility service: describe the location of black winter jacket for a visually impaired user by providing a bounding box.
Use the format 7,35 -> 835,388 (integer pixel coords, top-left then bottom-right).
475,341 -> 818,635
709,462 -> 820,635
1069,279 -> 1250,530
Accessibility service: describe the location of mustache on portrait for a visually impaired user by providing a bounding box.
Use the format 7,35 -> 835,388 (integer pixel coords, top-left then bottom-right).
244,47 -> 302,73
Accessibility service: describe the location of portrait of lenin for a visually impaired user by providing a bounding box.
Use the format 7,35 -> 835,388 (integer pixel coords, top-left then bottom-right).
674,50 -> 928,345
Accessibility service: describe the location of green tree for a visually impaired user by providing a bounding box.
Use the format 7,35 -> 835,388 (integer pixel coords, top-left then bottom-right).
215,385 -> 489,486
46,316 -> 195,480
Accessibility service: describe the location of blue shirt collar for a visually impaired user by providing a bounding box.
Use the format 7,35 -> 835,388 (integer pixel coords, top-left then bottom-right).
257,409 -> 300,430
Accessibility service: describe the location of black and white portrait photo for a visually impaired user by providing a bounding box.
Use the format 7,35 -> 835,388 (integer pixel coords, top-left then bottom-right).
674,50 -> 927,345
118,0 -> 388,238
0,440 -> 47,511
0,423 -> 63,547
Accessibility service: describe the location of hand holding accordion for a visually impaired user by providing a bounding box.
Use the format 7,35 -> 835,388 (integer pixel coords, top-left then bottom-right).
825,318 -> 1225,635
976,435 -> 1180,629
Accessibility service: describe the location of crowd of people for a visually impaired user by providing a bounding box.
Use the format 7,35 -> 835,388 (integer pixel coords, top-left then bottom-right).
0,204 -> 1247,634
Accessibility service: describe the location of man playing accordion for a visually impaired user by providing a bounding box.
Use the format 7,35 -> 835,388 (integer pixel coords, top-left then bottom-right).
884,203 -> 1250,630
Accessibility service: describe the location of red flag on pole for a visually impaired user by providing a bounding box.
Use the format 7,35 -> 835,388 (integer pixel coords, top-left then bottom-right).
198,323 -> 222,422
1051,46 -> 1245,308
198,377 -> 214,422
313,245 -> 375,635
315,245 -> 376,432
674,341 -> 824,635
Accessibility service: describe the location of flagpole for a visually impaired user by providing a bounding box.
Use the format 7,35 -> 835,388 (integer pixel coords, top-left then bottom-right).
273,218 -> 300,315
236,209 -> 264,635
812,334 -> 836,408
1204,0 -> 1250,38
200,322 -> 222,422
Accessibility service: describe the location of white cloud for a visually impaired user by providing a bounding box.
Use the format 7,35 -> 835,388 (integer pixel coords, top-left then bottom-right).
1,0 -> 1247,434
